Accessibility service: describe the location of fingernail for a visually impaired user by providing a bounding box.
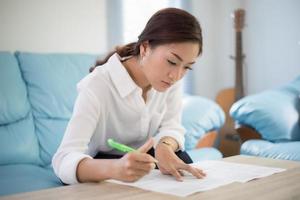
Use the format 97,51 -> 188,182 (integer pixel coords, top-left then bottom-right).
151,163 -> 156,169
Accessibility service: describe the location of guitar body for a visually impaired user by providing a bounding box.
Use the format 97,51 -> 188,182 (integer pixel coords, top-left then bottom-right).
216,9 -> 245,157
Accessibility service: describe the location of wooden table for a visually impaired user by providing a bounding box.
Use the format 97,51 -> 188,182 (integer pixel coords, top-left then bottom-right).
1,155 -> 300,200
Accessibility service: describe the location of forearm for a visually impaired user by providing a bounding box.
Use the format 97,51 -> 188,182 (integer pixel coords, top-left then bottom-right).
76,157 -> 115,183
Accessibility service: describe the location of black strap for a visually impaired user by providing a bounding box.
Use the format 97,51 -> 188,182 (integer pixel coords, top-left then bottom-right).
94,147 -> 193,164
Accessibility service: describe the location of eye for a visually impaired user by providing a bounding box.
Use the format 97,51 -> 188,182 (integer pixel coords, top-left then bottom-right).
184,66 -> 193,70
167,60 -> 177,66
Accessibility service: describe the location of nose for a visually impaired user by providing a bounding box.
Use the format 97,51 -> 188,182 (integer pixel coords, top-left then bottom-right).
168,67 -> 184,83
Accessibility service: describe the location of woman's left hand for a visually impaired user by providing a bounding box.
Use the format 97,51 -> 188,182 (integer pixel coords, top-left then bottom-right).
155,142 -> 206,181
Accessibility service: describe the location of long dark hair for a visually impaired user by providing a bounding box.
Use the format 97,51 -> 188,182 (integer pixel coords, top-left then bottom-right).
90,8 -> 202,72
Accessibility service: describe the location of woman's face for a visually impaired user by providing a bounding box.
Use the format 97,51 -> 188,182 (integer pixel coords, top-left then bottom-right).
140,42 -> 199,92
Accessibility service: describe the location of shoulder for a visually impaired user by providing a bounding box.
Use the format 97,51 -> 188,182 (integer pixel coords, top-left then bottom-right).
76,64 -> 112,99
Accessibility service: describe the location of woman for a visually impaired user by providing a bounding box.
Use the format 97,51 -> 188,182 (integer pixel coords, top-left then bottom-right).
52,7 -> 206,184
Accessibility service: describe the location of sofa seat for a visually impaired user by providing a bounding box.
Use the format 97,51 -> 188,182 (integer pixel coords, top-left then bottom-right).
241,140 -> 300,161
0,164 -> 62,196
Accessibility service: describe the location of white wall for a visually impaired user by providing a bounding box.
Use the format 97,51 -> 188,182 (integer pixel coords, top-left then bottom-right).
1,0 -> 298,98
243,0 -> 300,94
191,0 -> 300,99
0,0 -> 107,53
190,0 -> 242,99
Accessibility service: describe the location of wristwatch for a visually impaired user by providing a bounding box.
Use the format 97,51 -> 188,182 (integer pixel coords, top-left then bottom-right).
160,139 -> 178,152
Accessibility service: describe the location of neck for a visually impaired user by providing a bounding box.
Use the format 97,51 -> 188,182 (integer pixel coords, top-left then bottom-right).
122,57 -> 151,92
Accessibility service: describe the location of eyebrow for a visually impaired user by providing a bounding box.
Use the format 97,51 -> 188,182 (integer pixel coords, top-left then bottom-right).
171,52 -> 195,65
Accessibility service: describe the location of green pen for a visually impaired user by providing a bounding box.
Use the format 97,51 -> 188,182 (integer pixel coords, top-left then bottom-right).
107,138 -> 136,153
107,138 -> 159,164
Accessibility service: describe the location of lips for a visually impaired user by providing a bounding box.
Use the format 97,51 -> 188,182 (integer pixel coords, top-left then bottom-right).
162,80 -> 172,87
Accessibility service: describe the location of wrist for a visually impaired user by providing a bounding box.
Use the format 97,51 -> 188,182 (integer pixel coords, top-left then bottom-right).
77,158 -> 114,182
158,137 -> 179,152
109,159 -> 121,180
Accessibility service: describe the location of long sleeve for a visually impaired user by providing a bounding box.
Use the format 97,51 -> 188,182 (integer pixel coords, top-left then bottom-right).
52,87 -> 101,184
153,82 -> 186,150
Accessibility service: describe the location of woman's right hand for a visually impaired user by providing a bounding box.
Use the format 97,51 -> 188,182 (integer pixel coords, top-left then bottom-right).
111,138 -> 157,182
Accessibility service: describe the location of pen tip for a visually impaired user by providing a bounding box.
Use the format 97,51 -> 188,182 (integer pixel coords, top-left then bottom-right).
107,138 -> 114,145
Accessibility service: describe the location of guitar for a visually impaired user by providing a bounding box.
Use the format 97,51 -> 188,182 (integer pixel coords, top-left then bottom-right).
216,9 -> 246,157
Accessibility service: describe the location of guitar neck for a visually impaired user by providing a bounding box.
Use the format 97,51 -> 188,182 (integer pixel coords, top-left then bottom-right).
235,31 -> 244,101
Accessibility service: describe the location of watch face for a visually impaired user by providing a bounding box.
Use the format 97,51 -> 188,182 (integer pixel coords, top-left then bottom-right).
162,141 -> 172,146
161,140 -> 178,151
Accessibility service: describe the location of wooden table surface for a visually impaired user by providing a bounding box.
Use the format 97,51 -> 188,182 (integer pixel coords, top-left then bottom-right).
1,155 -> 300,200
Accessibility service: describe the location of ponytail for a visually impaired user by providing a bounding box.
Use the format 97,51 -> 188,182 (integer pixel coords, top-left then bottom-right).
89,42 -> 139,73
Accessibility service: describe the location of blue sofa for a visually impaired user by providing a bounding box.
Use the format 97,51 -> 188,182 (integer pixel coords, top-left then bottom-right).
0,51 -> 224,196
230,76 -> 300,161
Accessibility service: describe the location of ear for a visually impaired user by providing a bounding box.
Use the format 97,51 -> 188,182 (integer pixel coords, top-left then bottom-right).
139,41 -> 150,58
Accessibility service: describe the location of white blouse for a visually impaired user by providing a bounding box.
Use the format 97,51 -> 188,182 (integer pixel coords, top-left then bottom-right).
52,53 -> 185,184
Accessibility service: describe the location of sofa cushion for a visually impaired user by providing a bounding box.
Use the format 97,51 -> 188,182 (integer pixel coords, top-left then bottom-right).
0,52 -> 40,165
0,164 -> 62,196
241,139 -> 300,161
182,96 -> 225,150
0,52 -> 29,123
230,75 -> 300,142
16,52 -> 98,165
0,114 -> 41,165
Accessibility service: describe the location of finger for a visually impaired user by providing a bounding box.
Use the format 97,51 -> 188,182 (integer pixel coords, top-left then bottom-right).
134,168 -> 154,180
191,165 -> 206,177
194,166 -> 206,176
137,138 -> 154,153
132,168 -> 150,177
189,167 -> 206,179
126,154 -> 156,172
132,152 -> 158,163
178,163 -> 206,179
178,169 -> 185,176
150,162 -> 156,170
158,165 -> 170,175
196,167 -> 206,177
169,168 -> 183,182
125,169 -> 149,182
133,161 -> 156,172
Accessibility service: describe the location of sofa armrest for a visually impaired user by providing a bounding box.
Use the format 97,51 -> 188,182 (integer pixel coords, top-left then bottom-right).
182,95 -> 225,150
230,75 -> 300,142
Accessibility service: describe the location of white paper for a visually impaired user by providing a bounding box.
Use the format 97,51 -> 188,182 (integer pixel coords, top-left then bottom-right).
107,160 -> 286,197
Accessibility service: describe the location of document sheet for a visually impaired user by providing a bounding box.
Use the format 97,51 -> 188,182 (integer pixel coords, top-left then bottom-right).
107,160 -> 286,197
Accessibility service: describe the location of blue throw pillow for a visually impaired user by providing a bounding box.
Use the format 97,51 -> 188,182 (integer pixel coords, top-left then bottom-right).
230,75 -> 300,142
182,96 -> 225,150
